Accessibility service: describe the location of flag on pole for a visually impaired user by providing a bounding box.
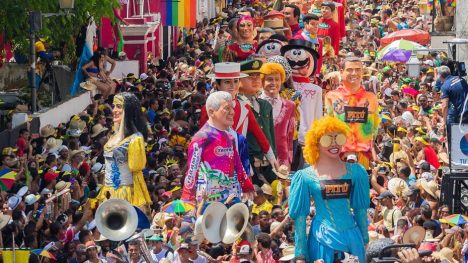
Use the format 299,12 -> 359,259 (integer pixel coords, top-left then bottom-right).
70,18 -> 96,96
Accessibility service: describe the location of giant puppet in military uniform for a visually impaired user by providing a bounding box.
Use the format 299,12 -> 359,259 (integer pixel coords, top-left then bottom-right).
238,59 -> 277,184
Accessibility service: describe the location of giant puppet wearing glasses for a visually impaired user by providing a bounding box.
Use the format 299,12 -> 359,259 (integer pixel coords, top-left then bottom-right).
289,116 -> 369,262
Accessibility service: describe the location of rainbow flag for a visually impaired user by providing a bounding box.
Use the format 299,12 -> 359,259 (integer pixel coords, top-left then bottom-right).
164,0 -> 197,28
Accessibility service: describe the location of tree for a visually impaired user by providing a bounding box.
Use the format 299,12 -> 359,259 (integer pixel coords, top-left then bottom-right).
0,0 -> 119,63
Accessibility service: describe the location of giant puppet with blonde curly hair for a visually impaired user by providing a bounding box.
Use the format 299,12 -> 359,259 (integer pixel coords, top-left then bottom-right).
289,116 -> 370,262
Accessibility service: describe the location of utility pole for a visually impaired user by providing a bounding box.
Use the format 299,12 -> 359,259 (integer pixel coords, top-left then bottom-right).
29,11 -> 40,113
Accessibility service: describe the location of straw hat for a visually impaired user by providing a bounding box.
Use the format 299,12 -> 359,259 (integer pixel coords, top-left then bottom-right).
69,149 -> 85,159
80,81 -> 97,91
417,179 -> 440,200
263,20 -> 289,31
402,226 -> 425,245
261,184 -> 273,196
40,124 -> 56,138
279,246 -> 295,262
90,124 -> 108,138
273,165 -> 290,180
55,180 -> 71,193
0,213 -> 11,231
433,247 -> 458,263
45,138 -> 63,152
388,178 -> 410,197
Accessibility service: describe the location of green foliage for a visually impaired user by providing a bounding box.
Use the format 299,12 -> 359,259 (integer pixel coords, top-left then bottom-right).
0,0 -> 119,62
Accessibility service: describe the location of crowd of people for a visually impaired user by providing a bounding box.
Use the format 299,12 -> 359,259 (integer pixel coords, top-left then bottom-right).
1,0 -> 467,262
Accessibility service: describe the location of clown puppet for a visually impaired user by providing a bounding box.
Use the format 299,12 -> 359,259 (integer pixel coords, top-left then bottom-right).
224,16 -> 258,62
256,39 -> 285,59
281,39 -> 323,170
324,56 -> 380,169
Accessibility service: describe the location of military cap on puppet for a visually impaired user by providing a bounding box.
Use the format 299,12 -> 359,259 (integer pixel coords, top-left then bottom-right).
240,60 -> 264,74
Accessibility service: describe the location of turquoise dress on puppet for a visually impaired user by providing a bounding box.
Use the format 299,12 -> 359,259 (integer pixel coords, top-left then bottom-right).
289,163 -> 370,262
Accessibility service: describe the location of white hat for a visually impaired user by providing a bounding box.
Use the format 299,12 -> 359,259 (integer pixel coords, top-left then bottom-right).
92,162 -> 104,173
207,62 -> 248,79
8,195 -> 21,210
41,188 -> 52,196
347,154 -> 358,162
24,194 -> 40,206
17,186 -> 28,197
140,73 -> 149,80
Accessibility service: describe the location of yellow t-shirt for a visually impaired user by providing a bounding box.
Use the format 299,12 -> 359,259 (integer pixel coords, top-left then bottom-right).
252,200 -> 273,215
35,41 -> 46,53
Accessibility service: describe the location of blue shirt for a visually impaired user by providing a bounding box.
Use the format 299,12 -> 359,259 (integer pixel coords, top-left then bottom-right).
440,75 -> 468,123
147,108 -> 156,124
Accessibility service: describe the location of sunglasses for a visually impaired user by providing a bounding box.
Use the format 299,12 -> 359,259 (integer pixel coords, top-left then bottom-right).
319,134 -> 347,148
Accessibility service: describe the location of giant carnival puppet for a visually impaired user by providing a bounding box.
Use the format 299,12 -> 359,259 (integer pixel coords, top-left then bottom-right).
289,116 -> 370,262
181,91 -> 255,203
324,56 -> 379,169
97,92 -> 152,209
238,59 -> 278,184
280,39 -> 323,170
224,16 -> 258,62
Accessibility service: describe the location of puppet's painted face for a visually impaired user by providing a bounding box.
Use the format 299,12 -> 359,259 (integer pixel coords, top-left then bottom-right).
112,95 -> 124,125
238,20 -> 254,41
257,41 -> 283,58
284,48 -> 315,77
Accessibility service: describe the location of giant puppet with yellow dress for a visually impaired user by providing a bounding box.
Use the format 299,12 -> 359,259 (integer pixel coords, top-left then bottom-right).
97,92 -> 151,208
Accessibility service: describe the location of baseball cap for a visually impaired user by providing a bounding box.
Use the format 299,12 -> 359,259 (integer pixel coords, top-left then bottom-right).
179,225 -> 193,235
238,241 -> 252,255
421,172 -> 434,182
44,171 -> 59,182
376,191 -> 395,200
179,242 -> 189,249
24,194 -> 40,206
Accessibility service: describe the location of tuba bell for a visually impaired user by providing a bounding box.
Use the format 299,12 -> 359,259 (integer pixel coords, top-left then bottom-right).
95,199 -> 138,241
201,202 -> 228,244
200,202 -> 250,244
221,202 -> 250,244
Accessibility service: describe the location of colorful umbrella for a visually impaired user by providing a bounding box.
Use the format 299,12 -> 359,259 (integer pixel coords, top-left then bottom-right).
443,214 -> 468,226
162,200 -> 195,214
0,168 -> 17,191
377,40 -> 426,62
32,249 -> 56,260
380,29 -> 431,47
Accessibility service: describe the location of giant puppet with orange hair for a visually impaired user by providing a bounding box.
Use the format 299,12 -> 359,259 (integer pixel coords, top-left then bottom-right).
289,116 -> 369,262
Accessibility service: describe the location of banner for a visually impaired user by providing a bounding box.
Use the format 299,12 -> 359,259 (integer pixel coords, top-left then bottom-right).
450,124 -> 468,170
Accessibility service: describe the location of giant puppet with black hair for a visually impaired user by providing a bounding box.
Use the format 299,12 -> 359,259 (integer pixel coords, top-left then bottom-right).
97,92 -> 151,209
281,39 -> 323,170
224,16 -> 258,62
289,116 -> 369,262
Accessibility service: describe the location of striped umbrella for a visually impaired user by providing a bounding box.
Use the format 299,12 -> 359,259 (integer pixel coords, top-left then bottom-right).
162,200 -> 195,214
0,168 -> 17,191
377,40 -> 426,62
